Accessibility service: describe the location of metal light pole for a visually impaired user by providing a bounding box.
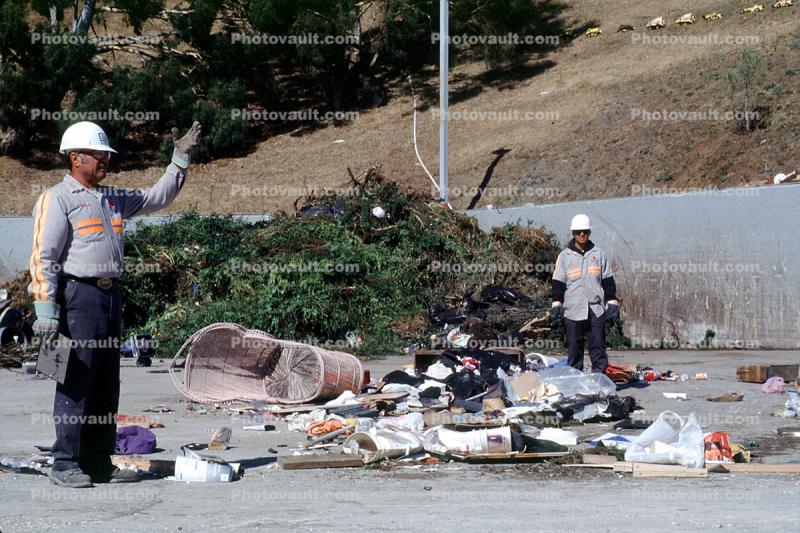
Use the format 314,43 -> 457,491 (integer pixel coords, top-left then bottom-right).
439,0 -> 449,204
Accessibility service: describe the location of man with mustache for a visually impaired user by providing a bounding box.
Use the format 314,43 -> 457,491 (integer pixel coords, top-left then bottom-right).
30,121 -> 201,487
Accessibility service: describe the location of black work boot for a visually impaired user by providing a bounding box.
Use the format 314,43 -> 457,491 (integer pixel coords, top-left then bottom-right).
82,456 -> 140,483
105,467 -> 140,483
49,468 -> 93,488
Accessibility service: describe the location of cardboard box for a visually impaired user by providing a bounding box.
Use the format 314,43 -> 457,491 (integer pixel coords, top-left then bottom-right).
736,365 -> 769,383
767,365 -> 799,383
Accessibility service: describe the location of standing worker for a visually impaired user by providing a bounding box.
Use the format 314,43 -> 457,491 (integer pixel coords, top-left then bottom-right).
550,214 -> 619,373
30,121 -> 202,488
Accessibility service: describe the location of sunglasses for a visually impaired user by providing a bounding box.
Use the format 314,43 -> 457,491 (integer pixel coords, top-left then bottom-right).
77,150 -> 111,162
572,230 -> 590,235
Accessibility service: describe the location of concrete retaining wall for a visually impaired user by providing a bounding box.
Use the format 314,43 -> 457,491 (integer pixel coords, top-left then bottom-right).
466,183 -> 800,350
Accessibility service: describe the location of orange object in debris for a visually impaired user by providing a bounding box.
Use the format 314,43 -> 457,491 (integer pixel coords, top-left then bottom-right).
705,432 -> 734,462
308,420 -> 344,437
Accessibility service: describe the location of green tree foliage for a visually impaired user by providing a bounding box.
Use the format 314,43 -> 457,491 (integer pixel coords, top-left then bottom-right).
1,0 -> 571,160
728,48 -> 765,132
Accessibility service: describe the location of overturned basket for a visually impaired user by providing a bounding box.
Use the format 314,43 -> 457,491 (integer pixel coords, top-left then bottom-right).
169,323 -> 363,405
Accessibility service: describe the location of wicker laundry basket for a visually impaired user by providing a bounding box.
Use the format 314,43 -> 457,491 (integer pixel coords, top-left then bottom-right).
169,323 -> 363,405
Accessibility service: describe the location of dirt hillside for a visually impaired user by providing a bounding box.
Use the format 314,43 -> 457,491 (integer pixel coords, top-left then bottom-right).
2,0 -> 798,215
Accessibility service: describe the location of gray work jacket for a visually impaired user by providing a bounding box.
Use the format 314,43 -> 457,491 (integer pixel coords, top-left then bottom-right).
29,164 -> 186,303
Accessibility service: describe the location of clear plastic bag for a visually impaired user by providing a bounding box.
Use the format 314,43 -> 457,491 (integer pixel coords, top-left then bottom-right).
624,411 -> 705,468
537,366 -> 617,397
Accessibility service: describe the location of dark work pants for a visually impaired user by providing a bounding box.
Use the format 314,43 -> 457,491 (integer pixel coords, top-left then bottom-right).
53,279 -> 121,473
564,308 -> 608,374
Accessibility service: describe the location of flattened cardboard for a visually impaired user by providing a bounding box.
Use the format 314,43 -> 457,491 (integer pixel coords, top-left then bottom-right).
36,334 -> 71,384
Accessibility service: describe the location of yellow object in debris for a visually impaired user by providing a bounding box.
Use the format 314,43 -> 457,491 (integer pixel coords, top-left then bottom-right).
585,27 -> 603,37
741,4 -> 764,13
646,16 -> 666,30
703,12 -> 723,21
773,0 -> 793,8
675,13 -> 696,25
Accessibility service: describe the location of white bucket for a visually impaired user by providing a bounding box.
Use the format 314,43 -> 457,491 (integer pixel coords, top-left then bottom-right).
428,426 -> 512,455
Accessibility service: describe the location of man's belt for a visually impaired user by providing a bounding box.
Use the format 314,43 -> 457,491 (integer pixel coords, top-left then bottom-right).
63,274 -> 120,290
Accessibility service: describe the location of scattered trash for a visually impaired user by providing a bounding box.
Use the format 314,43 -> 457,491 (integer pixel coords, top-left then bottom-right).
707,392 -> 744,402
737,365 -> 768,383
782,392 -> 799,417
0,455 -> 50,475
170,323 -> 363,405
624,411 -> 705,468
343,429 -> 423,464
537,428 -> 578,446
174,447 -> 241,483
646,16 -> 666,29
423,426 -> 513,455
537,366 -> 617,397
776,427 -> 800,438
208,427 -> 232,451
663,392 -> 688,400
773,171 -> 797,184
144,405 -> 174,413
704,432 -> 734,463
587,433 -> 632,450
762,377 -> 785,394
115,426 -> 157,455
243,424 -> 277,431
675,13 -> 695,24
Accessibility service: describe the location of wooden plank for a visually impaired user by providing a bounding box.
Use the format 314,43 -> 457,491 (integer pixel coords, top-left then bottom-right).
278,454 -> 364,470
583,454 -> 617,465
112,456 -> 175,476
708,463 -> 800,473
357,392 -> 409,402
632,463 -> 707,478
451,451 -> 569,464
562,463 -> 615,469
613,462 -> 633,473
268,405 -> 328,414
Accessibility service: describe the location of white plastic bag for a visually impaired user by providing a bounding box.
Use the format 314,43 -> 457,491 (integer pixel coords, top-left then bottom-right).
375,412 -> 425,431
624,411 -> 705,468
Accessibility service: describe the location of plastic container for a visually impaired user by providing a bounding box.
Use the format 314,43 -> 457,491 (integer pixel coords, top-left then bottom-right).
423,426 -> 512,455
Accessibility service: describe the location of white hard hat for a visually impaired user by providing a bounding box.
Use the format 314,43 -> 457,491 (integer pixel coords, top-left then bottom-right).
570,214 -> 592,231
59,121 -> 117,155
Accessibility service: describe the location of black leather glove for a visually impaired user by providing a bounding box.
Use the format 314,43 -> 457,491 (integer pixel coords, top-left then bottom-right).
550,303 -> 563,325
606,300 -> 620,321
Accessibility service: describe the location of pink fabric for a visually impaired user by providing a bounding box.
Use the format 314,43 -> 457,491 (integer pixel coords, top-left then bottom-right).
761,377 -> 785,394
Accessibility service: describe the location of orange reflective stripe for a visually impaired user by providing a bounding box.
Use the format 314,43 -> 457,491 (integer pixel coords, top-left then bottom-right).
30,194 -> 45,300
76,218 -> 102,229
78,226 -> 104,236
567,268 -> 582,278
113,226 -> 123,233
112,219 -> 124,233
588,266 -> 602,273
30,193 -> 52,300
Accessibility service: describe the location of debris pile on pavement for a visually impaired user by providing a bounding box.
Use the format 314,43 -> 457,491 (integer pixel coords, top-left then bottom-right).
154,340 -> 798,479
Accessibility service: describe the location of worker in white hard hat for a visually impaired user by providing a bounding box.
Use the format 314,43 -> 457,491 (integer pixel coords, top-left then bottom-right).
550,214 -> 619,373
29,121 -> 201,488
